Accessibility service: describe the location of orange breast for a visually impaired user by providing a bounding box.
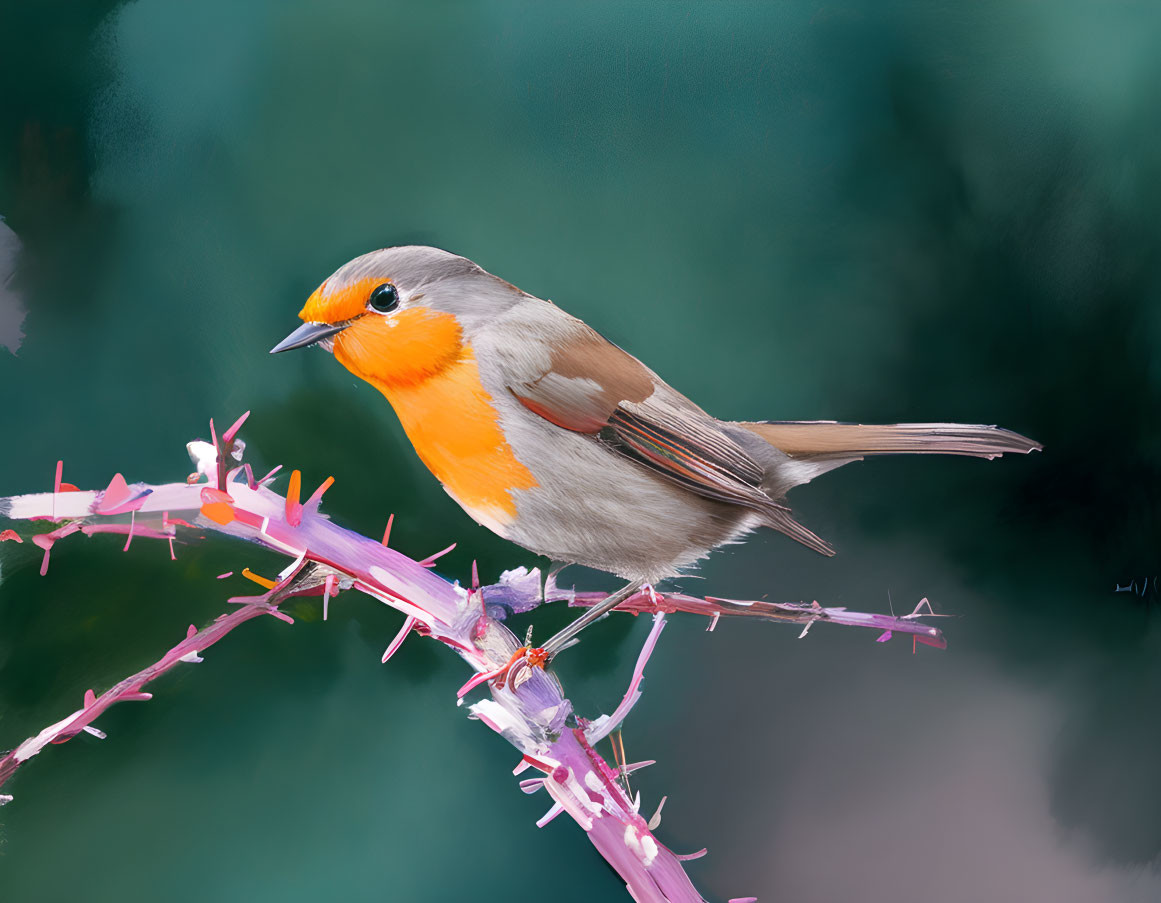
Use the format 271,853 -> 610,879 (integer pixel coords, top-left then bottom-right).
333,308 -> 538,531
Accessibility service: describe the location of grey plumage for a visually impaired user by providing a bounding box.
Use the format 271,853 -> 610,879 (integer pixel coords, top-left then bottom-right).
289,246 -> 1041,585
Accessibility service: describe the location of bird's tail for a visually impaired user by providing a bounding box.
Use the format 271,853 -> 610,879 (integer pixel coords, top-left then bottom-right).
738,420 -> 1042,463
730,420 -> 1040,556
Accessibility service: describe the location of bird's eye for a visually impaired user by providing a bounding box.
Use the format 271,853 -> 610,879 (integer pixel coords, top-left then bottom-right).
368,282 -> 399,312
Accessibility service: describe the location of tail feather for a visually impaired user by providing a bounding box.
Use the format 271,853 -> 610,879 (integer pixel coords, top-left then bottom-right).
737,420 -> 1042,461
731,420 -> 1040,556
760,505 -> 836,557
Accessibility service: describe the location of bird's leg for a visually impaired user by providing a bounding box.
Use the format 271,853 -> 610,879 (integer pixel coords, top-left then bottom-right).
492,578 -> 642,688
539,578 -> 645,659
539,560 -> 568,604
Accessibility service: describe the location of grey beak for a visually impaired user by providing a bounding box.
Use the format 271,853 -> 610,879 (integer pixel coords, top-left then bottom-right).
269,321 -> 348,354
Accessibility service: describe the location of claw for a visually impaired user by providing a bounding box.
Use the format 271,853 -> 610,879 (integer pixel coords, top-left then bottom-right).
492,645 -> 549,690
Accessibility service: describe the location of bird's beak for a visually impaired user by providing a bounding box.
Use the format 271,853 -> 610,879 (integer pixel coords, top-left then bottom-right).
269,321 -> 349,354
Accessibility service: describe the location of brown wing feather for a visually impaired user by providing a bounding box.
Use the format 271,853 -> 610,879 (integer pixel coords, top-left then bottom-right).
509,324 -> 835,556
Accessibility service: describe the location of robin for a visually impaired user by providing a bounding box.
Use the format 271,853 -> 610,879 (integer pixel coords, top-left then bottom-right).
272,246 -> 1039,659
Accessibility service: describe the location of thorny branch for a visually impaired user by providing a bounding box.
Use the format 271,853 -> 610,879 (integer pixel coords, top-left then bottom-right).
0,413 -> 946,902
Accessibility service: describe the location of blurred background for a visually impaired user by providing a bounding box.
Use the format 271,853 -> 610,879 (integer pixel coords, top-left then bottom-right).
2,2 -> 1160,900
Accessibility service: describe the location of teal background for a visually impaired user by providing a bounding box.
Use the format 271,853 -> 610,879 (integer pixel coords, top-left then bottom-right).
2,2 -> 1160,900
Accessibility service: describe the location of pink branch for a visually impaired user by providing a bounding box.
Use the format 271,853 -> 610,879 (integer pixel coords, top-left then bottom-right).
0,414 -> 950,900
0,563 -> 313,794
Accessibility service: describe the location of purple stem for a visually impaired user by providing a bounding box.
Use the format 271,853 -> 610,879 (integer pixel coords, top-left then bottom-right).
0,417 -> 949,899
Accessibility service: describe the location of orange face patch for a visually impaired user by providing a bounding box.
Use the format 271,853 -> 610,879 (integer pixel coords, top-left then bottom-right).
332,308 -> 538,528
334,307 -> 465,389
299,277 -> 385,324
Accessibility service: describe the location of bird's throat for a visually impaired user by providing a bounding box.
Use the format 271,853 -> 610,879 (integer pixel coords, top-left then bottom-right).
334,313 -> 538,531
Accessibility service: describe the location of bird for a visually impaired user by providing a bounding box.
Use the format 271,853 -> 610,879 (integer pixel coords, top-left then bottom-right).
271,246 -> 1039,659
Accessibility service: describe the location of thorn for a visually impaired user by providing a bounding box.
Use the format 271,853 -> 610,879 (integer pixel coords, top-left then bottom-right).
905,597 -> 936,619
536,802 -> 565,828
83,689 -> 96,708
216,571 -> 234,580
323,573 -> 336,621
417,542 -> 456,568
241,568 -> 277,590
647,795 -> 668,831
471,560 -> 480,592
259,464 -> 283,485
614,730 -> 632,797
187,624 -> 198,638
706,612 -> 720,632
613,733 -> 631,793
306,476 -> 335,509
221,410 -> 250,444
285,470 -> 303,526
122,510 -> 136,552
381,513 -> 394,546
382,615 -> 417,663
53,459 -> 62,519
97,473 -> 133,514
457,663 -> 509,698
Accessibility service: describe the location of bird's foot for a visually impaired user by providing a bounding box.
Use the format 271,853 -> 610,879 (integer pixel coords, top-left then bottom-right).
492,645 -> 549,690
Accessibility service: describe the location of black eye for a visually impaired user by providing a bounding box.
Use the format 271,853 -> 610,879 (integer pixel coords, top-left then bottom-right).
368,282 -> 399,312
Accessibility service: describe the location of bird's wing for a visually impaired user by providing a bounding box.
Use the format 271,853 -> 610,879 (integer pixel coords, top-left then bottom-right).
500,309 -> 834,556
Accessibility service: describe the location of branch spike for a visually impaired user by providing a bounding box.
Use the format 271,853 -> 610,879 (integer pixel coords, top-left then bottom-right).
382,615 -> 417,663
122,510 -> 136,552
323,573 -> 336,621
285,470 -> 303,526
221,410 -> 250,444
306,476 -> 335,509
418,542 -> 456,568
53,459 -> 62,519
241,568 -> 277,590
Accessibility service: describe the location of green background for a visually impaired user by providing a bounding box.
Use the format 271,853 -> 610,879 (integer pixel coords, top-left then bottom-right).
2,2 -> 1160,900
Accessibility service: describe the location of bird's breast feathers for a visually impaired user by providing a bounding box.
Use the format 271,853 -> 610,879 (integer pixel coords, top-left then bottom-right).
334,309 -> 539,533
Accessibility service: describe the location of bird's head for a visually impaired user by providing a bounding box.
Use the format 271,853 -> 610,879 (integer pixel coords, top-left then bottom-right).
271,246 -> 523,390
